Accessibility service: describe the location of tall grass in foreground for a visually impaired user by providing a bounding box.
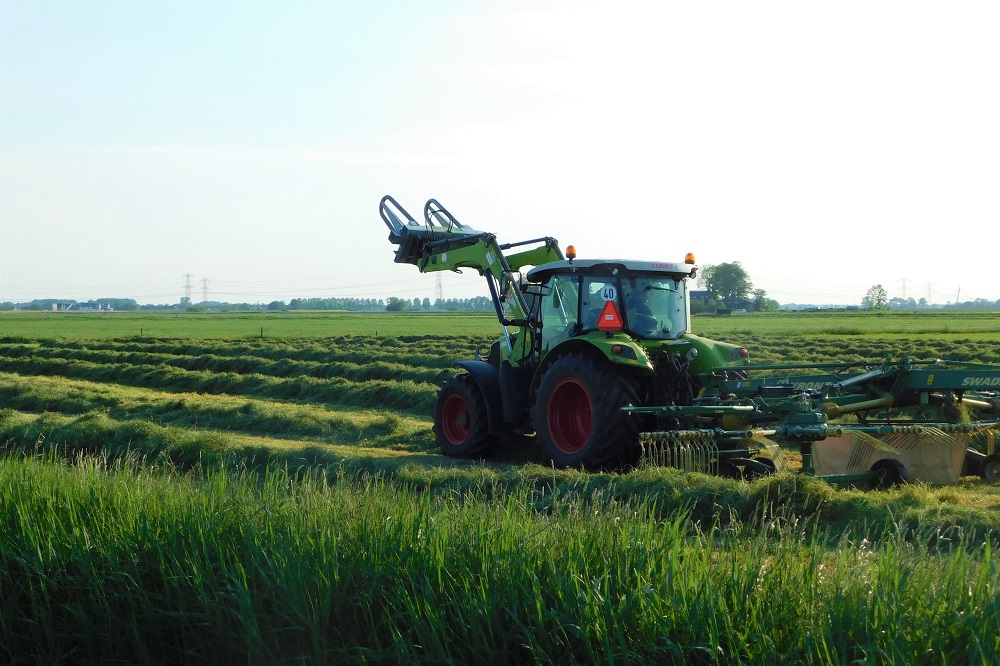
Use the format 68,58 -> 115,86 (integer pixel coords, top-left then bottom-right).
3,455 -> 997,665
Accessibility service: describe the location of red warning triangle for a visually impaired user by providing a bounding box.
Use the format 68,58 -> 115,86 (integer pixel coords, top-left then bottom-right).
597,299 -> 623,332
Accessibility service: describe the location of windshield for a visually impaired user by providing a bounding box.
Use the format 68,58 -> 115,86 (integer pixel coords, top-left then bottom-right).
621,275 -> 688,340
575,273 -> 689,340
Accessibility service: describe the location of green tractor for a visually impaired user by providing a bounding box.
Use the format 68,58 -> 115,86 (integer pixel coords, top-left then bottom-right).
381,195 -> 1000,485
381,195 -> 753,470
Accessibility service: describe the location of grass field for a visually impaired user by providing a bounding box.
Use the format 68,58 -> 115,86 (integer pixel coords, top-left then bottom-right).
2,311 -> 999,664
0,310 -> 500,339
4,308 -> 1000,340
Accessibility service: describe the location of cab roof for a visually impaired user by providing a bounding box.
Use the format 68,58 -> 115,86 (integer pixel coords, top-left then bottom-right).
525,258 -> 697,283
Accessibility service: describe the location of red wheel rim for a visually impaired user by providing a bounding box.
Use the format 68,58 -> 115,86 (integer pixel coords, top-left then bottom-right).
441,394 -> 469,445
547,378 -> 592,454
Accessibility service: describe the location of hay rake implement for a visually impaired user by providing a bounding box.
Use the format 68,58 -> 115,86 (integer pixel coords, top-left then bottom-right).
628,357 -> 1000,486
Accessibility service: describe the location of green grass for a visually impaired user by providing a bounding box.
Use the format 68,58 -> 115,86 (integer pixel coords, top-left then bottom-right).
3,407 -> 998,541
3,309 -> 1000,341
694,310 -> 1000,339
2,454 -> 997,664
2,313 -> 1000,663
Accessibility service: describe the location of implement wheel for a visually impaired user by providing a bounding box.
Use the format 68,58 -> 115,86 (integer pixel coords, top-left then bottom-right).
871,459 -> 908,489
533,352 -> 640,470
743,457 -> 777,480
433,374 -> 494,458
716,460 -> 743,480
982,454 -> 1000,482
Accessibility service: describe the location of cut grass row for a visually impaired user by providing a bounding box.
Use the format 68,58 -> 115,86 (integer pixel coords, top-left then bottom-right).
16,334 -> 493,369
2,452 -> 997,664
4,334 -> 996,375
0,374 -> 433,452
0,336 -> 994,428
735,334 -> 999,366
0,354 -> 437,415
0,342 -> 456,385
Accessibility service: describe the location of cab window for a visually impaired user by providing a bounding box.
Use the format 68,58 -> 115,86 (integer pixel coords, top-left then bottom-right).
540,276 -> 579,354
579,277 -> 618,332
623,276 -> 687,339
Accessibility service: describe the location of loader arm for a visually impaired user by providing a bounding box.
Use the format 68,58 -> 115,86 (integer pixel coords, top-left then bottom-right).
380,195 -> 563,327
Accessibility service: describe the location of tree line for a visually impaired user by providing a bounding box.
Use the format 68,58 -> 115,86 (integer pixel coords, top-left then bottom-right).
861,284 -> 1000,310
5,271 -> 998,313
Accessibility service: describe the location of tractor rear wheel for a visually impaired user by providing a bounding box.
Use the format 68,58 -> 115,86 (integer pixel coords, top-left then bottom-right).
433,374 -> 494,458
532,352 -> 641,470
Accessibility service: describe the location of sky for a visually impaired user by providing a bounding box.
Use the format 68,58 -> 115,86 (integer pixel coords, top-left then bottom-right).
2,0 -> 998,307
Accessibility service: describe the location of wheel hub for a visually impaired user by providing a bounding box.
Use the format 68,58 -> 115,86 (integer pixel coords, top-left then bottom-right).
548,378 -> 592,454
441,394 -> 469,444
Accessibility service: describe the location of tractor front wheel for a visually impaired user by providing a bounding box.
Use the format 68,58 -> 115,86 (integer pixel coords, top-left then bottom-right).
533,352 -> 640,470
433,374 -> 494,458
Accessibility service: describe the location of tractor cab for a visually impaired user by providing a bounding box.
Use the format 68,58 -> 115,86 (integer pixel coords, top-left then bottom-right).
526,258 -> 696,357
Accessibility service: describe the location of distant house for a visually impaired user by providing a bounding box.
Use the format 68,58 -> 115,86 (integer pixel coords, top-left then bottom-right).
69,302 -> 113,312
689,290 -> 713,304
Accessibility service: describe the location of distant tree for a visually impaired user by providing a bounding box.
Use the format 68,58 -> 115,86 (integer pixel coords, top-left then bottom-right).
700,262 -> 753,305
422,297 -> 431,310
385,297 -> 409,311
94,298 -> 138,311
753,289 -> 780,312
861,284 -> 888,310
266,300 -> 287,311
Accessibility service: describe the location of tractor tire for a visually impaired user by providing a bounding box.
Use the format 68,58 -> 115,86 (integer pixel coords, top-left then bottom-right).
981,454 -> 1000,482
532,351 -> 641,470
433,374 -> 494,458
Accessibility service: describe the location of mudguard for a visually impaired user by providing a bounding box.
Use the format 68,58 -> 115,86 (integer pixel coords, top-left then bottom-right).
456,360 -> 505,436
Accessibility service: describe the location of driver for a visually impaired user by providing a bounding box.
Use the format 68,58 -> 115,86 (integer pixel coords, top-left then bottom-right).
628,286 -> 652,317
627,284 -> 657,334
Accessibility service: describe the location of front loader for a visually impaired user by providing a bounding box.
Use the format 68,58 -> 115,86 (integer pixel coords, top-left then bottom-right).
380,195 -> 1000,485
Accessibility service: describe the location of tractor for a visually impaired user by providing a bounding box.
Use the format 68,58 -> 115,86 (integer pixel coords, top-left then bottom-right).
380,195 -> 1000,485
